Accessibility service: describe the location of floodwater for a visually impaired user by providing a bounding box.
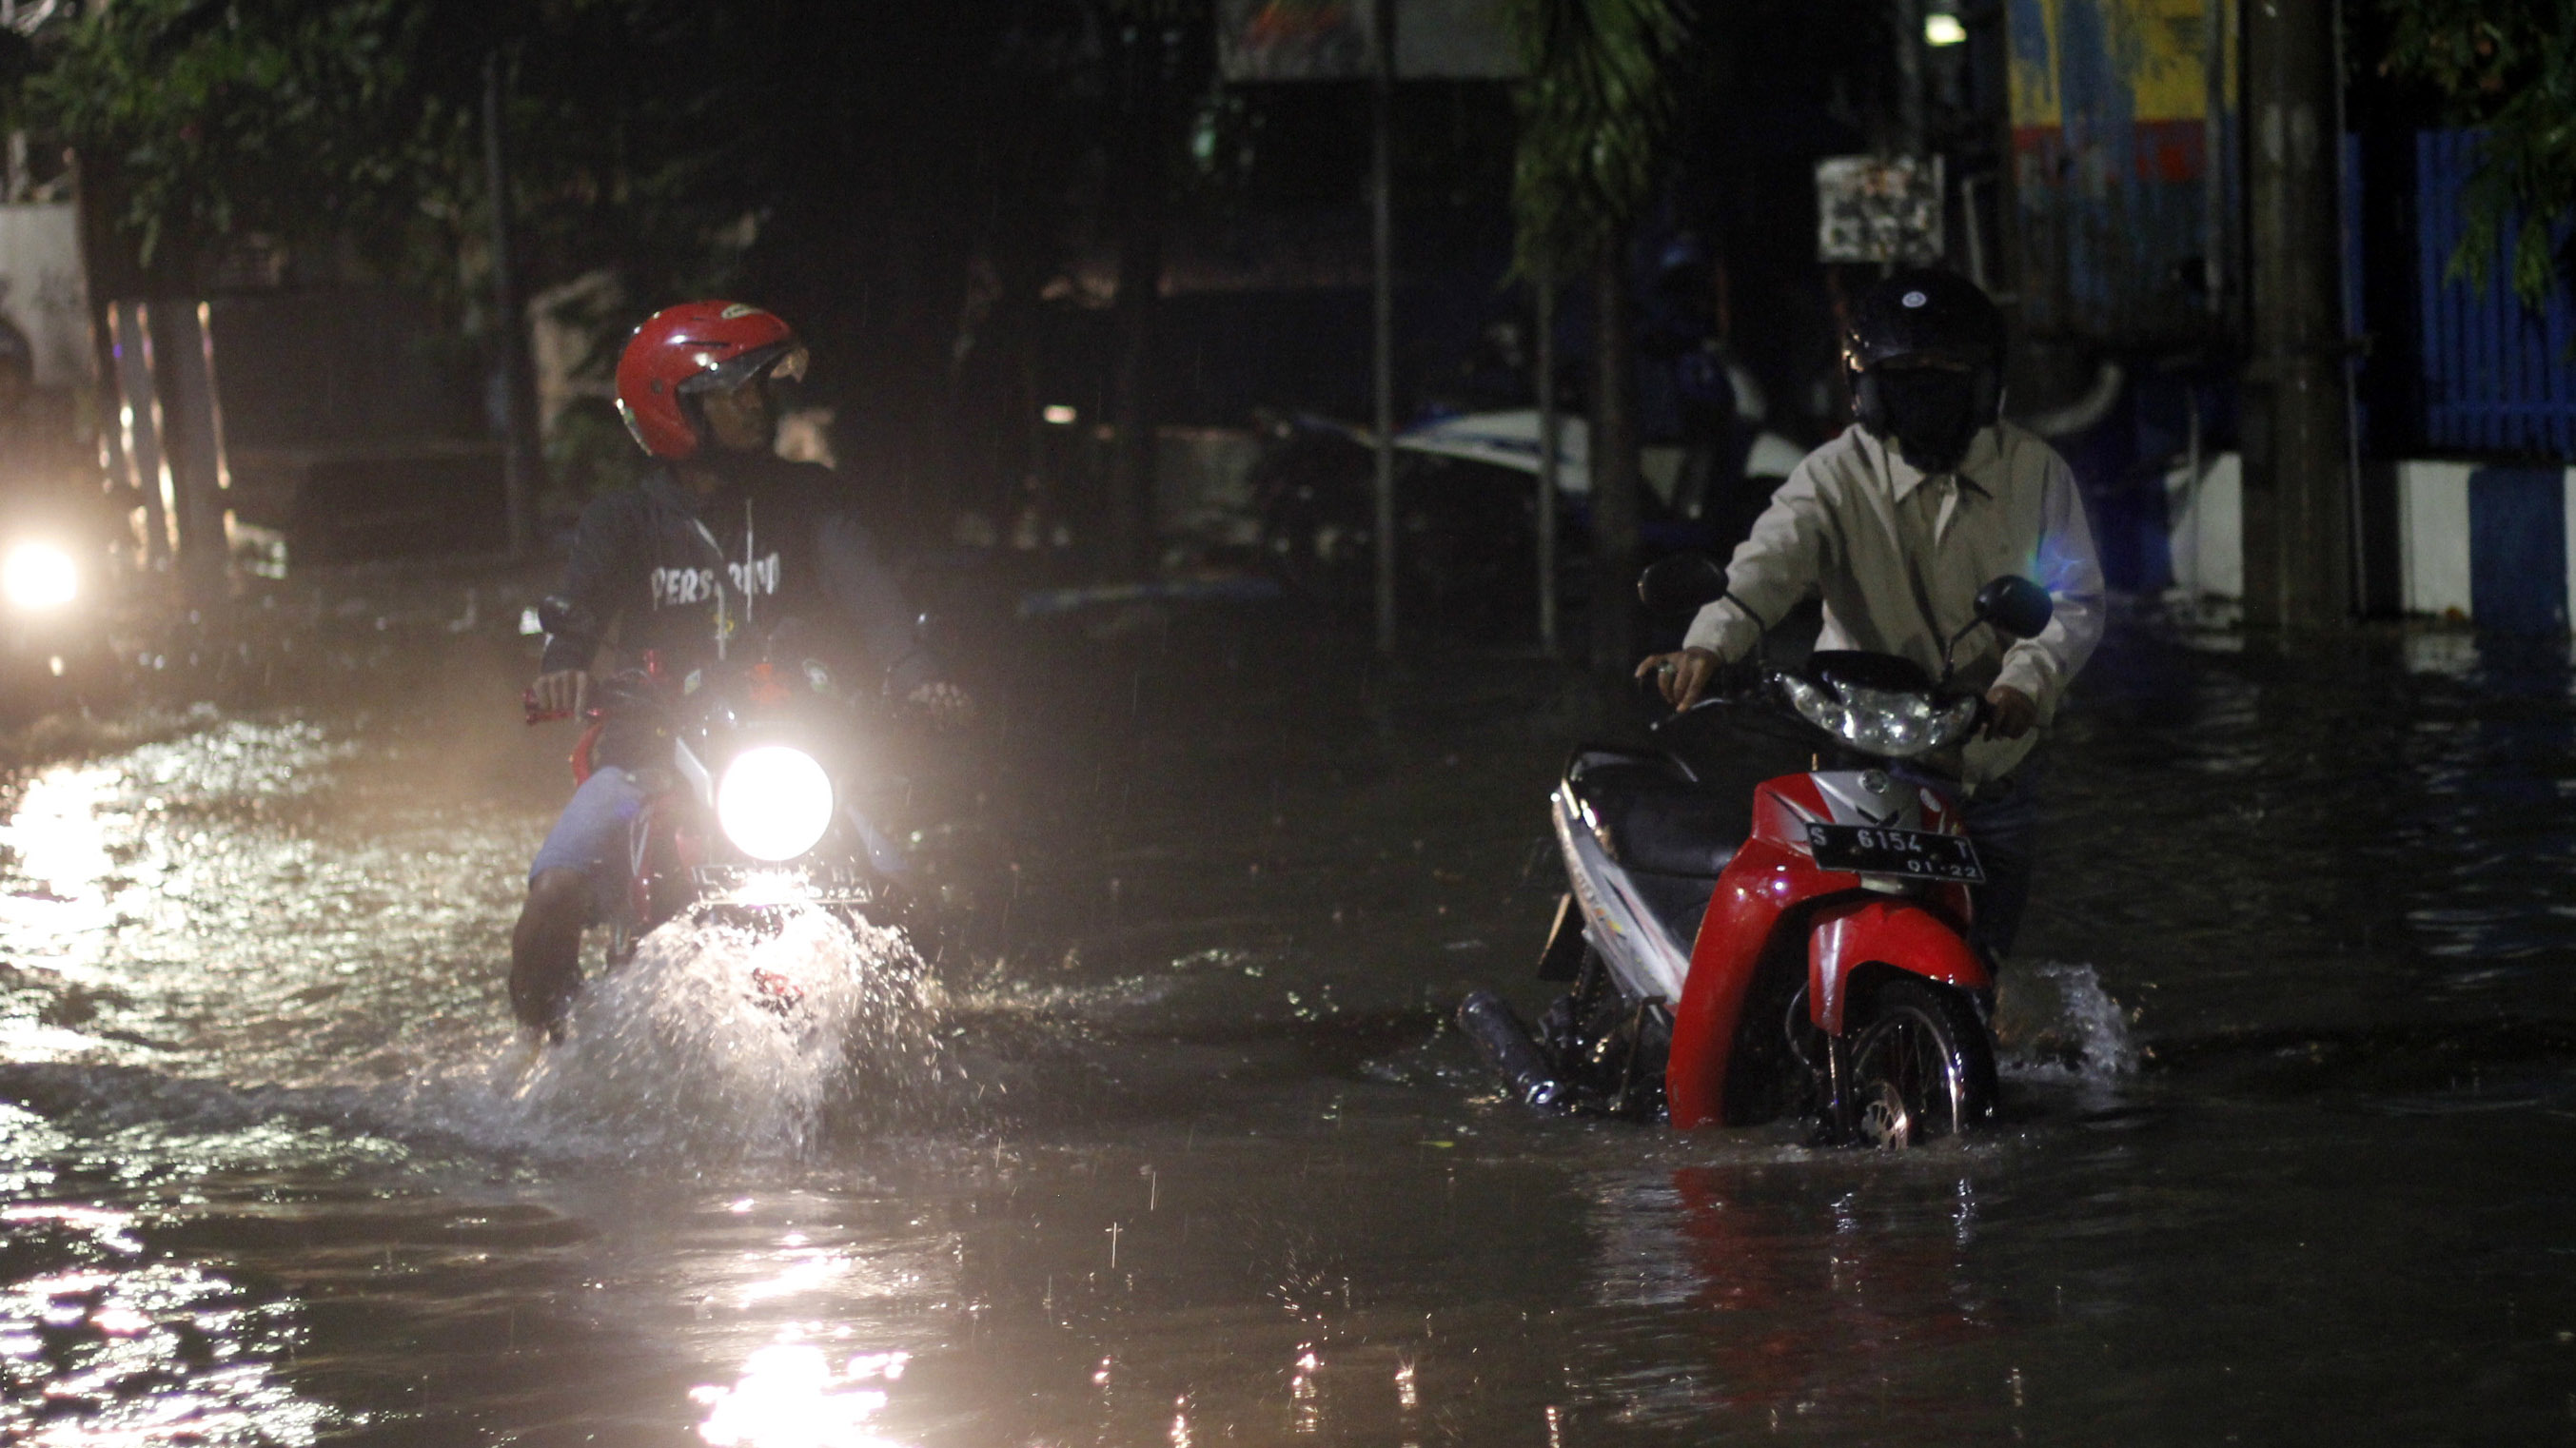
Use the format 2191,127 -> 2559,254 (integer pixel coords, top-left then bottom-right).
7,578 -> 2576,1445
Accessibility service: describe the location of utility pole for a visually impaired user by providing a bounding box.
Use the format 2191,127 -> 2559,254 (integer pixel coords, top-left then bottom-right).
483,50 -> 540,560
2240,0 -> 2350,629
1534,265 -> 1559,656
1107,174 -> 1164,579
1590,234 -> 1640,675
1369,0 -> 1398,656
1108,17 -> 1171,583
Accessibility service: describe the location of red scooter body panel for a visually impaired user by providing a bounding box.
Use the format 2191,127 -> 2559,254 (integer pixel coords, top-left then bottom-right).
1665,832 -> 1807,1129
1664,772 -> 1981,1128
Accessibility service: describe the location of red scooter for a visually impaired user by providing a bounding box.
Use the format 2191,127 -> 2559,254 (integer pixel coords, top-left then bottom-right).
1459,556 -> 2055,1145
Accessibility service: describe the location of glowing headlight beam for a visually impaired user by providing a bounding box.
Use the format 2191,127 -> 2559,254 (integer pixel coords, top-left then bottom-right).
717,746 -> 836,862
3,543 -> 77,612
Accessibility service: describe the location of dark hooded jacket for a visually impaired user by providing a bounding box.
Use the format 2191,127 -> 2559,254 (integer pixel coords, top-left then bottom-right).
538,455 -> 932,696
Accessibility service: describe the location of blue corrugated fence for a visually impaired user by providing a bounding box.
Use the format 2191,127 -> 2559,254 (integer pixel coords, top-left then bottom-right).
2416,129 -> 2576,460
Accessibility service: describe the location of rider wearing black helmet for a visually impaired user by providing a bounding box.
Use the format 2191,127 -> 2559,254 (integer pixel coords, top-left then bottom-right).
1636,268 -> 2105,958
1843,267 -> 2007,476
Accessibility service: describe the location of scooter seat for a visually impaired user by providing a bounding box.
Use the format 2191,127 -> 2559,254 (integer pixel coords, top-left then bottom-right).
1566,753 -> 1747,880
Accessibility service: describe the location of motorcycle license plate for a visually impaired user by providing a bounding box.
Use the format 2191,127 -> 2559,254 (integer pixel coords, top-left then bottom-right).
1803,823 -> 1985,883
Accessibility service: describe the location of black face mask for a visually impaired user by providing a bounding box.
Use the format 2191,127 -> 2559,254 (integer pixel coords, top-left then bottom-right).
1864,367 -> 1983,474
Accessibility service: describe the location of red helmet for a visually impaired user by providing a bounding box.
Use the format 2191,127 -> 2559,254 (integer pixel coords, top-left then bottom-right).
614,301 -> 810,460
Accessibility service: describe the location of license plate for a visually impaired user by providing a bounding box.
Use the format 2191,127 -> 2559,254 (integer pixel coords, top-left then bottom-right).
1803,823 -> 1985,883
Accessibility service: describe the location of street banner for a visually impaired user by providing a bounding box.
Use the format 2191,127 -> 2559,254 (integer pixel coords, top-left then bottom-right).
1218,0 -> 1376,81
1218,0 -> 1521,81
2008,0 -> 2233,342
1815,155 -> 1946,264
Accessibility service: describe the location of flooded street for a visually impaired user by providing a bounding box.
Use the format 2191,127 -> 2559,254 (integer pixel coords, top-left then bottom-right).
7,581 -> 2576,1445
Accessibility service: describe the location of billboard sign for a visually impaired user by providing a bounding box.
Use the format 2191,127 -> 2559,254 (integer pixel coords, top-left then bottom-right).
1816,155 -> 1945,265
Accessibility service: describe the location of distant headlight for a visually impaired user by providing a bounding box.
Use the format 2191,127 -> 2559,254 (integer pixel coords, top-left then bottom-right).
3,543 -> 77,612
1780,675 -> 1980,758
716,745 -> 835,862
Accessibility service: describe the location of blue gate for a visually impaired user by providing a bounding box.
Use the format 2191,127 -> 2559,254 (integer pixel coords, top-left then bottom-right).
2416,129 -> 2576,459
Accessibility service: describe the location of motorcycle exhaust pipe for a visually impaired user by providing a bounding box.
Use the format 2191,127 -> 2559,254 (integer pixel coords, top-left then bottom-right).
1457,990 -> 1564,1109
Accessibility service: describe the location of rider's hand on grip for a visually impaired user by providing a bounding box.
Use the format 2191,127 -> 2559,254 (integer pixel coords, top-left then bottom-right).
1634,647 -> 1729,712
907,680 -> 976,731
1979,683 -> 2037,740
524,669 -> 591,725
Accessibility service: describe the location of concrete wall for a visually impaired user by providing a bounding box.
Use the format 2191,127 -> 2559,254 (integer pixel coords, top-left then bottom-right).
2171,453 -> 2576,631
2395,460 -> 2475,619
2394,461 -> 2576,631
2164,450 -> 2241,600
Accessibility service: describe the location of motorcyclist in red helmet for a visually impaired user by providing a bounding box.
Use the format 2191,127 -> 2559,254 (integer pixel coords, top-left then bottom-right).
510,301 -> 970,1035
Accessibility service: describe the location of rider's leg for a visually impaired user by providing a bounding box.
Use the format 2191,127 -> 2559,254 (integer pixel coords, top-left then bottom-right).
511,766 -> 643,1033
511,869 -> 593,1033
1961,754 -> 2045,959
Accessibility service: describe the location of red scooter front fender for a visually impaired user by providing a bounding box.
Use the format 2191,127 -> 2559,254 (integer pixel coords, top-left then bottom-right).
1805,896 -> 1991,1035
1667,871 -> 1987,1129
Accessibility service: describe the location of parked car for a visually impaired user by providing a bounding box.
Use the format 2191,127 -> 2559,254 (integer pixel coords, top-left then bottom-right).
1251,408 -> 1806,640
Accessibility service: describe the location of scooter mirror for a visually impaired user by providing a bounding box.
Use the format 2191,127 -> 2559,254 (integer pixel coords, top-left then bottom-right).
1637,553 -> 1729,616
1974,576 -> 2053,640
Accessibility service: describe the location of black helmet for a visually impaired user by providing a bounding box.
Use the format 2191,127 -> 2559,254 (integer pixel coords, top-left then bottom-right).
1845,269 -> 2006,472
1845,268 -> 2004,371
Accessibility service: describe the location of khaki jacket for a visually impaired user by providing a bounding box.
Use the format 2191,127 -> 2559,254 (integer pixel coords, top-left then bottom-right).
1681,421 -> 2106,787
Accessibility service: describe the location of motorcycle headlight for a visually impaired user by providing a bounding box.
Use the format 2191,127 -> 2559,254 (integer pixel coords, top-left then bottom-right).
716,745 -> 836,862
3,543 -> 77,612
1779,675 -> 1980,759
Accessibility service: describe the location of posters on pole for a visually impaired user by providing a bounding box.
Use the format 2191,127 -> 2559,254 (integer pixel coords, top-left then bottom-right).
0,203 -> 93,389
1814,155 -> 1946,264
1217,0 -> 1520,82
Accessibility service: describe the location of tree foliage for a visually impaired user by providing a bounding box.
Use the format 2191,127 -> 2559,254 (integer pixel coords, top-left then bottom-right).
2376,0 -> 2576,305
30,0 -> 454,282
26,0 -> 767,307
1503,0 -> 1696,280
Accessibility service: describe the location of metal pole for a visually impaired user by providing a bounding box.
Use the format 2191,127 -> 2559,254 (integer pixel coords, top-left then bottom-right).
1535,265 -> 1559,656
484,49 -> 538,559
2331,0 -> 2366,616
1370,0 -> 1397,656
1589,237 -> 1640,674
2202,0 -> 2229,316
1894,0 -> 1926,155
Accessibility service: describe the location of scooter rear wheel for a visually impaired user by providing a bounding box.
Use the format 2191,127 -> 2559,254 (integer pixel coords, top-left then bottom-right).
1845,978 -> 1996,1147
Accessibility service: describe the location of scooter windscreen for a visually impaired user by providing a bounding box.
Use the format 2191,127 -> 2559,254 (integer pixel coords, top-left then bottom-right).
1776,653 -> 1980,758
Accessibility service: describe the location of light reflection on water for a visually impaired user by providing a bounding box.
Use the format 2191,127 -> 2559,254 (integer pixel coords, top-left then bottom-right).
0,763 -> 123,941
1,1204 -> 330,1446
693,1344 -> 912,1448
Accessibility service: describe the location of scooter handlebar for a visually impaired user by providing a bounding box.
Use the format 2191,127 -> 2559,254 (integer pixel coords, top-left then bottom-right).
1642,660 -> 1768,727
522,687 -> 592,726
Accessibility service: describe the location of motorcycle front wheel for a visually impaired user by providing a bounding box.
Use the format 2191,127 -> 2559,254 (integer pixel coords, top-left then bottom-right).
1844,978 -> 1996,1147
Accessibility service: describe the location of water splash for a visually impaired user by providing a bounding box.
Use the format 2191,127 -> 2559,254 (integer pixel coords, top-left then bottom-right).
1994,962 -> 2139,1082
499,904 -> 957,1163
